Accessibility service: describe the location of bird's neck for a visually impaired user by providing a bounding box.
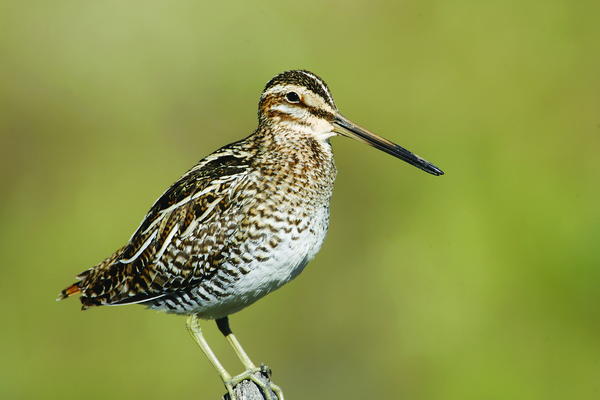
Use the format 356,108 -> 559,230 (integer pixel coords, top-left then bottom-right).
251,124 -> 334,168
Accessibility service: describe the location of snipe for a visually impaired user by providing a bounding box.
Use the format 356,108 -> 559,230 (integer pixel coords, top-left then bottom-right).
59,70 -> 444,399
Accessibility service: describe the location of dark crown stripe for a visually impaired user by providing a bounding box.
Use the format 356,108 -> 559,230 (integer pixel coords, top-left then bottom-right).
264,70 -> 335,108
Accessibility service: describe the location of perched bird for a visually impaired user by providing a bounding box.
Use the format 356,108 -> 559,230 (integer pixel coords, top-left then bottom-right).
58,70 -> 443,399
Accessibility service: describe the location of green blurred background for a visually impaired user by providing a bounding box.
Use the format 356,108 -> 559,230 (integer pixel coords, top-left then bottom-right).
1,0 -> 599,399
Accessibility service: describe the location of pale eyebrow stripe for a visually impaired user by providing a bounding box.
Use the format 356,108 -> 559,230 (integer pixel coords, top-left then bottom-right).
262,82 -> 335,114
261,84 -> 302,98
298,70 -> 335,107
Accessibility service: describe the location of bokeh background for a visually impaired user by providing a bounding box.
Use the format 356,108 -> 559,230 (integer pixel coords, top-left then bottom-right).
1,1 -> 599,399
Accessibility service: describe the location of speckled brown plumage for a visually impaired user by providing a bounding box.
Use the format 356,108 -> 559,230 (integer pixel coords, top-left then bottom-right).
58,69 -> 444,400
59,75 -> 338,318
59,69 -> 443,320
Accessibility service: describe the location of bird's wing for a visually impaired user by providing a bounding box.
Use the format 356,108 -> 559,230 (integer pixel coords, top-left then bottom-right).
67,144 -> 254,307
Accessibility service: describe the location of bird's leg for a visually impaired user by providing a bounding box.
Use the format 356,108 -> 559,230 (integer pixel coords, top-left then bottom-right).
216,316 -> 256,370
216,317 -> 284,400
186,314 -> 236,396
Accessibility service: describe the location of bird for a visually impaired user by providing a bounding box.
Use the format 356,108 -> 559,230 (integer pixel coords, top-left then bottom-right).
58,70 -> 444,399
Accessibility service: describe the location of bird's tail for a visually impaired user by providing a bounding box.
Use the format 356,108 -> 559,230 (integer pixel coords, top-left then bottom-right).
56,247 -> 125,307
56,282 -> 82,301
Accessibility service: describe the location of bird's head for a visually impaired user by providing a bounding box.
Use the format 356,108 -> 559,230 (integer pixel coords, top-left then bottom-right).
258,70 -> 444,176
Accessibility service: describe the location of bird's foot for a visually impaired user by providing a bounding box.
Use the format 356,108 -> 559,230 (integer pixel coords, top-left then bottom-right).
223,365 -> 283,400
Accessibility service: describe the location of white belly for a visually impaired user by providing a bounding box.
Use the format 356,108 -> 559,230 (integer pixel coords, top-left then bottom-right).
192,205 -> 330,319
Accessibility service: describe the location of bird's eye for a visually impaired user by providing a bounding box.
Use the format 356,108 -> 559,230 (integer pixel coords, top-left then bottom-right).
285,92 -> 301,103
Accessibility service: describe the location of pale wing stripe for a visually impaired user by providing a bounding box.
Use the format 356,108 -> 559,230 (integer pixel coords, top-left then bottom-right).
180,217 -> 199,239
154,223 -> 179,262
195,197 -> 223,223
140,216 -> 163,236
119,230 -> 158,264
164,185 -> 216,213
140,190 -> 207,236
141,182 -> 232,236
128,184 -> 174,241
105,293 -> 167,306
188,157 -> 248,174
180,196 -> 223,239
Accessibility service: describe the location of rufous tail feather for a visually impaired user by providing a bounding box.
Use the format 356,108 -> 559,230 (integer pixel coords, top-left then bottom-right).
57,283 -> 81,301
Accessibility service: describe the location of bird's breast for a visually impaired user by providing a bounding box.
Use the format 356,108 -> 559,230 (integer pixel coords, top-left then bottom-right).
149,152 -> 336,318
190,201 -> 330,319
192,160 -> 334,317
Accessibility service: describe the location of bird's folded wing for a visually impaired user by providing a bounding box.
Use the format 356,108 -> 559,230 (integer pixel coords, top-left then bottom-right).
71,145 -> 253,307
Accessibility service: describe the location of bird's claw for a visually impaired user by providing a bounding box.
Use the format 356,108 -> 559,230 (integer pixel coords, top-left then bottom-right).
223,365 -> 283,400
259,364 -> 272,379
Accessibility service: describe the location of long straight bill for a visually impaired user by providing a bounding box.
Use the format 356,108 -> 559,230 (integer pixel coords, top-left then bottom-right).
333,114 -> 444,176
